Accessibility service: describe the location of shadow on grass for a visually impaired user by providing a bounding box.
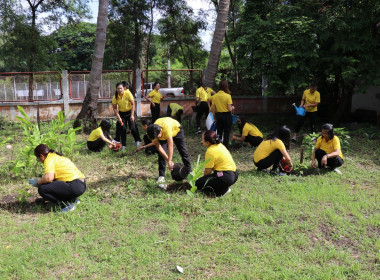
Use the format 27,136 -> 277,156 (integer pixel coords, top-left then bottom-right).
0,195 -> 58,214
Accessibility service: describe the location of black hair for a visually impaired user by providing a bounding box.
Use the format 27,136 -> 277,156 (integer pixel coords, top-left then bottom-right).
100,119 -> 112,139
141,119 -> 151,126
266,125 -> 291,149
237,116 -> 247,134
203,130 -> 220,145
34,144 -> 63,158
310,83 -> 317,88
218,80 -> 230,94
321,123 -> 334,140
153,82 -> 159,88
122,81 -> 129,89
147,124 -> 162,140
114,82 -> 124,100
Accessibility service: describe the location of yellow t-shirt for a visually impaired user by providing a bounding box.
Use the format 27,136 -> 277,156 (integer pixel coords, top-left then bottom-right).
44,153 -> 85,182
242,123 -> 263,138
302,89 -> 320,112
253,139 -> 286,163
148,89 -> 162,104
88,127 -> 103,142
154,117 -> 181,141
169,103 -> 184,116
206,87 -> 214,99
212,91 -> 233,113
315,135 -> 343,159
112,90 -> 134,112
205,143 -> 236,171
196,87 -> 208,102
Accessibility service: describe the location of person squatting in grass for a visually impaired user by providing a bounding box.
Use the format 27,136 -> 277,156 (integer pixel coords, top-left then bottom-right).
253,125 -> 293,175
147,117 -> 192,184
87,119 -> 116,152
195,83 -> 215,134
145,82 -> 164,123
112,82 -> 141,150
195,130 -> 238,197
312,123 -> 344,174
231,116 -> 263,148
136,119 -> 158,155
28,144 -> 86,212
292,84 -> 320,142
211,80 -> 234,148
166,103 -> 184,123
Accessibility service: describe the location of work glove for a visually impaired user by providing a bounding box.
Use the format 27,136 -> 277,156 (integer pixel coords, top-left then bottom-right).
28,178 -> 39,187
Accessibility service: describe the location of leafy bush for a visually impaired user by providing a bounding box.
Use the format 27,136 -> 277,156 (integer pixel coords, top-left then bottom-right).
12,106 -> 83,177
186,154 -> 210,197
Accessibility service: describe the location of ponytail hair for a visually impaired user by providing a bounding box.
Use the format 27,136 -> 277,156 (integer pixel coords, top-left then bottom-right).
100,119 -> 112,139
203,130 -> 220,145
115,82 -> 124,100
218,80 -> 230,94
34,144 -> 63,158
321,123 -> 334,139
266,125 -> 291,149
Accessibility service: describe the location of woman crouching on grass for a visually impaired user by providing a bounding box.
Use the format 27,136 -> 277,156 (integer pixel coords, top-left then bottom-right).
231,116 -> 263,148
195,130 -> 238,197
253,125 -> 293,175
312,123 -> 344,174
87,119 -> 116,152
28,144 -> 86,212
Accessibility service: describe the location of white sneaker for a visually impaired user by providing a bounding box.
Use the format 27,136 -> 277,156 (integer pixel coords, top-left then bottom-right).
333,168 -> 342,174
156,176 -> 165,183
158,184 -> 167,190
121,146 -> 126,151
224,188 -> 232,195
136,141 -> 141,147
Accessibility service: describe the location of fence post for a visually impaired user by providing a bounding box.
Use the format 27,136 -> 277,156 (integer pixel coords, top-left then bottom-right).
135,68 -> 142,117
62,70 -> 70,117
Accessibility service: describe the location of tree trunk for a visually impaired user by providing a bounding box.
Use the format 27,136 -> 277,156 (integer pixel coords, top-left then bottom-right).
74,0 -> 109,131
203,0 -> 230,88
333,86 -> 353,124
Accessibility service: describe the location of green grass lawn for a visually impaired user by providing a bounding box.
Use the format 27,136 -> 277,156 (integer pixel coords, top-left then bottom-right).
0,115 -> 379,279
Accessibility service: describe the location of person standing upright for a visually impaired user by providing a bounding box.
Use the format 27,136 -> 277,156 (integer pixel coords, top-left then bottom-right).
145,82 -> 164,123
292,84 -> 320,142
195,83 -> 215,134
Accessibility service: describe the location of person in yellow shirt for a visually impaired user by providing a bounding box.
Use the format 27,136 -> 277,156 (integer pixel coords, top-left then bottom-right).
135,119 -> 158,155
211,80 -> 234,147
112,82 -> 141,150
195,83 -> 216,134
166,102 -> 184,123
231,116 -> 263,147
147,117 -> 192,184
292,84 -> 321,142
312,123 -> 344,174
87,119 -> 116,152
28,144 -> 86,212
145,82 -> 164,123
195,130 -> 238,196
253,126 -> 293,175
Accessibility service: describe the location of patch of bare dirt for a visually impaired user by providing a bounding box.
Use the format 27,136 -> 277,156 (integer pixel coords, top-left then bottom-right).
166,181 -> 191,193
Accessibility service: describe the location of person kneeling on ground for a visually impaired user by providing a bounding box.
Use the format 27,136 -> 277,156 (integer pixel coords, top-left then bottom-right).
195,130 -> 238,197
87,119 -> 116,152
28,144 -> 86,212
231,116 -> 263,147
136,119 -> 158,155
147,117 -> 192,184
312,123 -> 344,174
166,103 -> 184,123
253,125 -> 293,175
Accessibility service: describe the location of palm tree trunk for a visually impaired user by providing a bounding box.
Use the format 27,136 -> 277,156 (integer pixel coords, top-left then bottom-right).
74,0 -> 109,131
203,0 -> 230,88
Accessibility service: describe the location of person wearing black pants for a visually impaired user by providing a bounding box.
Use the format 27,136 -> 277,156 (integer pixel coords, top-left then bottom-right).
195,130 -> 238,196
136,119 -> 158,155
115,110 -> 141,146
232,116 -> 263,148
147,117 -> 192,184
87,119 -> 115,152
211,80 -> 234,148
146,82 -> 164,123
196,101 -> 209,133
294,111 -> 317,135
28,144 -> 86,212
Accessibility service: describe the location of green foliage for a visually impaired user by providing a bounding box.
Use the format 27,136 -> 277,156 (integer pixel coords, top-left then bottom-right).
186,154 -> 210,197
13,106 -> 83,177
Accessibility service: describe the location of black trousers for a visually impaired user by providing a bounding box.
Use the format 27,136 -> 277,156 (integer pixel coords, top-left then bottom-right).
315,148 -> 344,169
195,170 -> 238,197
87,134 -> 112,152
295,111 -> 317,133
115,110 -> 141,146
143,134 -> 158,155
245,135 -> 263,147
216,112 -> 232,148
157,128 -> 192,176
38,179 -> 86,204
166,105 -> 181,123
151,103 -> 160,123
196,101 -> 209,128
254,149 -> 283,171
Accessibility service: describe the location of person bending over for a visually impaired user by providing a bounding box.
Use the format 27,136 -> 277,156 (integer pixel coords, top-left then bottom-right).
232,116 -> 263,147
28,144 -> 86,212
136,119 -> 158,155
87,119 -> 115,152
166,103 -> 184,123
312,123 -> 344,174
147,117 -> 192,184
253,125 -> 293,175
195,130 -> 238,197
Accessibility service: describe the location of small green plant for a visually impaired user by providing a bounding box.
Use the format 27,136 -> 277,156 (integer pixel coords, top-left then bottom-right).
186,154 -> 210,197
17,188 -> 32,204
